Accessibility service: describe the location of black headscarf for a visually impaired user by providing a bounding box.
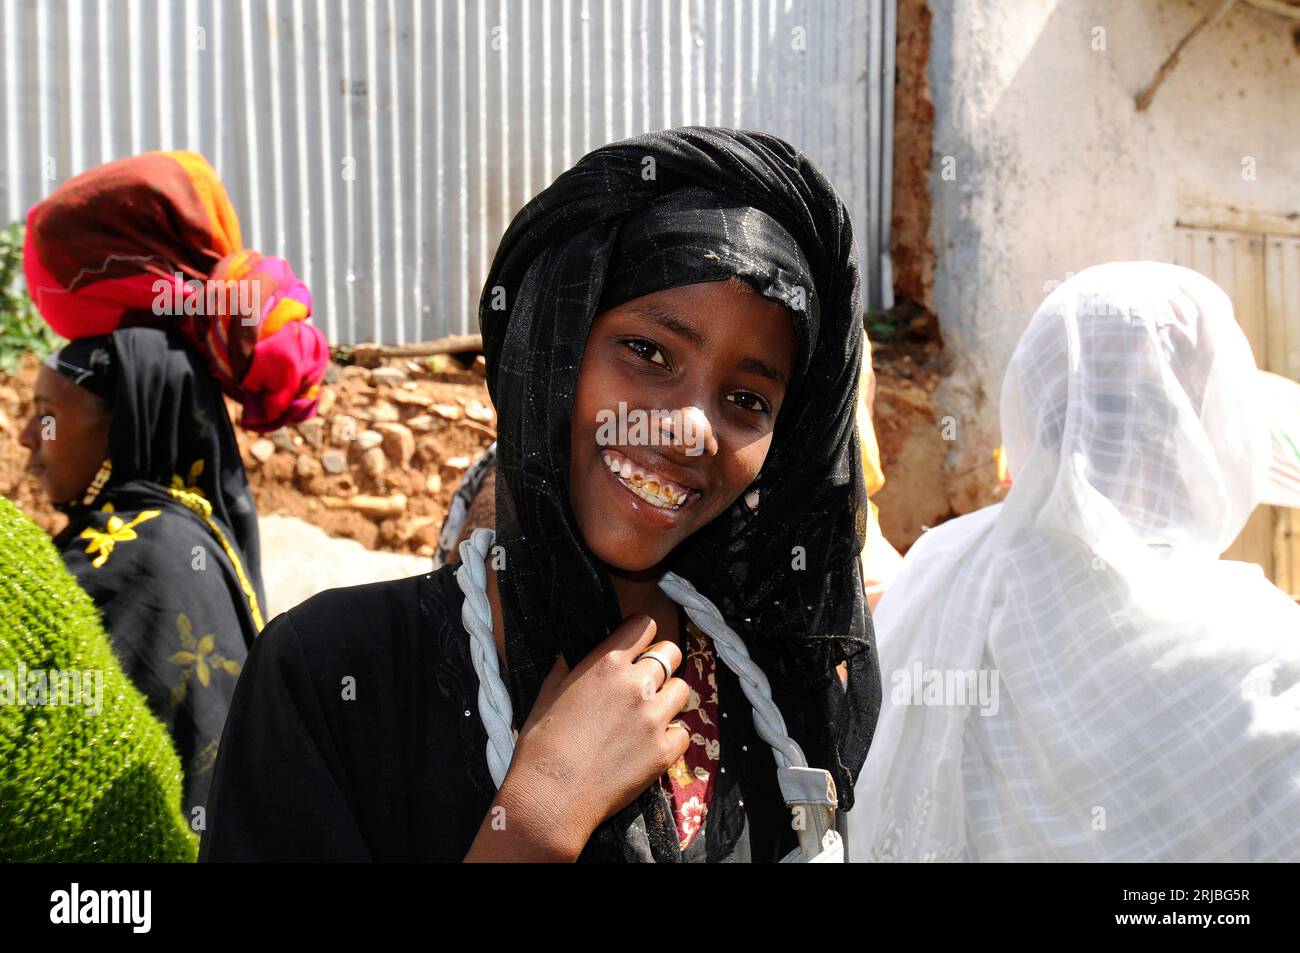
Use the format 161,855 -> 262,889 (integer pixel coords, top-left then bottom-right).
51,328 -> 265,605
51,326 -> 265,813
481,126 -> 880,862
44,336 -> 115,403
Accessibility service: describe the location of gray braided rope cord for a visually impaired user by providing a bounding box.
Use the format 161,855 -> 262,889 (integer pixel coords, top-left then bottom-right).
453,527 -> 844,862
454,526 -> 517,786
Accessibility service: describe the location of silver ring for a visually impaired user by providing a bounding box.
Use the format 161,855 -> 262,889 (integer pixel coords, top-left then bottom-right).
633,650 -> 672,688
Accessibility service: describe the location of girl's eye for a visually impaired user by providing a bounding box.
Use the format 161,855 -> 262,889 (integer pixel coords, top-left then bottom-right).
728,391 -> 771,414
624,338 -> 667,367
620,337 -> 769,414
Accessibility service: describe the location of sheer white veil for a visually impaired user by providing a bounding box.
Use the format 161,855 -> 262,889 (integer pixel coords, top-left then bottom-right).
851,261 -> 1300,862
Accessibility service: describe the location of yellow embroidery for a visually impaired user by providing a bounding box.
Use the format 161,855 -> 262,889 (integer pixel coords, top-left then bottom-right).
166,486 -> 265,632
169,612 -> 241,705
190,739 -> 221,778
170,459 -> 207,496
78,509 -> 162,568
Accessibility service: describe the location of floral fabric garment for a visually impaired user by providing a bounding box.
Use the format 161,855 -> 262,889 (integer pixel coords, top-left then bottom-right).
659,620 -> 721,850
56,489 -> 259,818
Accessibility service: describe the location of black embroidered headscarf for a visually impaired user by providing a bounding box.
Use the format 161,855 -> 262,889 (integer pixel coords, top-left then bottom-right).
480,127 -> 881,862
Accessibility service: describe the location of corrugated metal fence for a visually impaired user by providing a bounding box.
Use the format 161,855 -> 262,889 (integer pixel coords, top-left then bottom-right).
1,0 -> 894,345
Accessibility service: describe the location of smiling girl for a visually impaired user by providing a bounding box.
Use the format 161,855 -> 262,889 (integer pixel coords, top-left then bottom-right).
200,127 -> 881,863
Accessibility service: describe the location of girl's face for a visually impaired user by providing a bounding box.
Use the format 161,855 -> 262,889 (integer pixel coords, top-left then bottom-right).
569,278 -> 797,573
19,366 -> 111,505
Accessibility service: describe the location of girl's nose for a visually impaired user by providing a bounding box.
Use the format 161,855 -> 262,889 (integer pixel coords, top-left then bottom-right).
18,412 -> 40,451
661,405 -> 718,458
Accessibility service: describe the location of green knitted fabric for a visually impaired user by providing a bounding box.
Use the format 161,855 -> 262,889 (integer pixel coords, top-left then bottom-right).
0,496 -> 199,862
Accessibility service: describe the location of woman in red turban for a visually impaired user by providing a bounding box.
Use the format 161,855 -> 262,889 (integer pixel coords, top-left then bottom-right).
18,151 -> 328,819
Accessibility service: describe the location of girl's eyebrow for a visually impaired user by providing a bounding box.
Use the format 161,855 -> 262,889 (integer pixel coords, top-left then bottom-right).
739,355 -> 787,387
628,304 -> 706,348
627,304 -> 788,387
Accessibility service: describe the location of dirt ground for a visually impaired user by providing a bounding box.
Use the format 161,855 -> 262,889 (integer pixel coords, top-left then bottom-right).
0,352 -> 496,556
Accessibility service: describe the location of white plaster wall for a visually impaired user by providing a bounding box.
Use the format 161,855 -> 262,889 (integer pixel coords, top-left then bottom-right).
927,0 -> 1300,513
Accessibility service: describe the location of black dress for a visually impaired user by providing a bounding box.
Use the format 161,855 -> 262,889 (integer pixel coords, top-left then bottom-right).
199,564 -> 800,862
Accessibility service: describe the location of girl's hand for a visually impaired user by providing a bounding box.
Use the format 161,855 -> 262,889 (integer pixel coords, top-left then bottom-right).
467,614 -> 690,860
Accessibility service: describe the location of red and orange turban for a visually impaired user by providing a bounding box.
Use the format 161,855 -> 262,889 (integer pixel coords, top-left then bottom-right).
23,150 -> 328,432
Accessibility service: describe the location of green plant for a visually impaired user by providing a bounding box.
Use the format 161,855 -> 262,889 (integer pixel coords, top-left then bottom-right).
0,222 -> 61,375
865,307 -> 903,342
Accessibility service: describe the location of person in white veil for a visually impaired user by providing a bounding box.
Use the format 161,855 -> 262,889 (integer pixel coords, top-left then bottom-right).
850,261 -> 1300,862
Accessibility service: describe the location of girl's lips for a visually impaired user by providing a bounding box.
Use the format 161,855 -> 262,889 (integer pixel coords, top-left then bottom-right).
599,449 -> 702,528
599,448 -> 698,502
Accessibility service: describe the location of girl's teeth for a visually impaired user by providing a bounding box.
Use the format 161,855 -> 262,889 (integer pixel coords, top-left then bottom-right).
623,477 -> 681,509
602,451 -> 689,509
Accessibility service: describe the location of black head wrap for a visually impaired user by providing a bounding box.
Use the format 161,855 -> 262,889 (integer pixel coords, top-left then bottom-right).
480,126 -> 880,862
54,327 -> 265,612
46,337 -> 115,404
